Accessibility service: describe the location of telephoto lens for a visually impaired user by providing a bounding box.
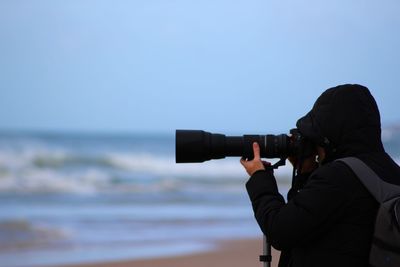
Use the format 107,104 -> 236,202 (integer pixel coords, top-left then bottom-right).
175,130 -> 293,163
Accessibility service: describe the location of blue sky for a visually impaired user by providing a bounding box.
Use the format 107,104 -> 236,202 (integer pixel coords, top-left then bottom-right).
0,0 -> 399,134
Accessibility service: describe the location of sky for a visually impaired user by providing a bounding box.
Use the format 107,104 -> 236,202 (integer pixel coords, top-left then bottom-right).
0,0 -> 399,135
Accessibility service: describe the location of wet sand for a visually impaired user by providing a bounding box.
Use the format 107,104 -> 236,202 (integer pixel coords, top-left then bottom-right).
51,238 -> 280,267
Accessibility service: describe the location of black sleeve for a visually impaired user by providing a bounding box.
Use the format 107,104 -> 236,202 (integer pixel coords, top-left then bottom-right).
246,163 -> 356,251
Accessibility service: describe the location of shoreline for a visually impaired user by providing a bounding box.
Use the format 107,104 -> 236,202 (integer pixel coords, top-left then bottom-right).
49,238 -> 280,267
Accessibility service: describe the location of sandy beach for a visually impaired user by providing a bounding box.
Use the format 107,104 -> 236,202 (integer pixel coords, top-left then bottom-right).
51,239 -> 280,267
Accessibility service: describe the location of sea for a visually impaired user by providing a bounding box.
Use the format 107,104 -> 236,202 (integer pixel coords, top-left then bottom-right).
0,128 -> 399,267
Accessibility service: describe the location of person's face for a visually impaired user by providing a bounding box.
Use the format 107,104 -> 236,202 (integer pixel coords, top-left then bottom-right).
317,146 -> 326,163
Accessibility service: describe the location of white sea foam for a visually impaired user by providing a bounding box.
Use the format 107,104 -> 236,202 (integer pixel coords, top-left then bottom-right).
0,134 -> 293,194
0,147 -> 293,194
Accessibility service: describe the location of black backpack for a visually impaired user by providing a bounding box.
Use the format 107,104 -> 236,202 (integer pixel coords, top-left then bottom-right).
338,157 -> 400,267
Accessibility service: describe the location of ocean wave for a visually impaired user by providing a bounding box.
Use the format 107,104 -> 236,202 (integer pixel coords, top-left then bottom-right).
0,147 -> 293,194
0,132 -> 398,193
0,219 -> 69,251
0,169 -> 112,194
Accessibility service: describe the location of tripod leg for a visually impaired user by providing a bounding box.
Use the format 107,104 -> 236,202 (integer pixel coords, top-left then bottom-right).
259,235 -> 272,267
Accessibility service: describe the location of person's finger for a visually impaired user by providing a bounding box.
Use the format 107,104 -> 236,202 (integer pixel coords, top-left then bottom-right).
240,157 -> 247,166
253,142 -> 261,160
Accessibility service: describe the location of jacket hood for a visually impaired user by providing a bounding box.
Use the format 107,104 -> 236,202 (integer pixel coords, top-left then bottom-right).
296,84 -> 384,162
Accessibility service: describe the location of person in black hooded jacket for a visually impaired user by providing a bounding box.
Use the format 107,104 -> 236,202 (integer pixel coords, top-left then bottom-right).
241,84 -> 400,267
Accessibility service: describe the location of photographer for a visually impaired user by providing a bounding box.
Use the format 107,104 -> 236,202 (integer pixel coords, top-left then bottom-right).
241,84 -> 400,267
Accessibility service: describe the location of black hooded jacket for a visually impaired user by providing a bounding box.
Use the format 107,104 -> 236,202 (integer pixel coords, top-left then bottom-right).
246,85 -> 400,267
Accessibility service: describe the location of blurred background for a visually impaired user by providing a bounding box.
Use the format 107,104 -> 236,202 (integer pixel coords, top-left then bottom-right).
0,1 -> 400,266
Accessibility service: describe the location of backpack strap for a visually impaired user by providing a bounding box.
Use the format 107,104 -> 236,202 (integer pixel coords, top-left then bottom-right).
336,157 -> 400,203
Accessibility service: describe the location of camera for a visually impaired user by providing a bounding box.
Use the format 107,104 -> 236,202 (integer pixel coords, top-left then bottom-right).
175,128 -> 314,163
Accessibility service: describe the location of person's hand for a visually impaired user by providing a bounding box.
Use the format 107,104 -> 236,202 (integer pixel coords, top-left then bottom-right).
240,142 -> 270,176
